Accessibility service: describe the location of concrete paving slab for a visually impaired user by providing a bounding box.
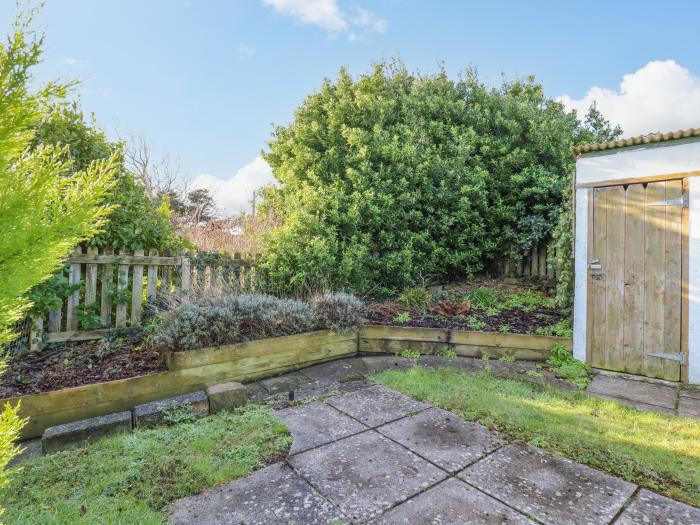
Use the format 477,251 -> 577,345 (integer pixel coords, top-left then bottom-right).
260,372 -> 313,394
377,407 -> 505,472
245,381 -> 270,403
680,386 -> 700,400
167,462 -> 344,525
678,396 -> 700,419
359,355 -> 414,374
586,374 -> 677,410
615,488 -> 700,525
43,411 -> 132,453
277,401 -> 368,455
261,372 -> 330,403
300,358 -> 368,383
588,393 -> 675,414
289,430 -> 446,522
371,477 -> 535,524
460,443 -> 637,525
326,385 -> 430,427
133,391 -> 208,429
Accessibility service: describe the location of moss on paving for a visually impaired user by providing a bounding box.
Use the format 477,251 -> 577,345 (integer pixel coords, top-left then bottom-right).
2,405 -> 291,524
373,366 -> 700,506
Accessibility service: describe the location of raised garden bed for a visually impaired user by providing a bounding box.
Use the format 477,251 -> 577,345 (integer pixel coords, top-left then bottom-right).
364,282 -> 568,336
6,326 -> 570,439
0,331 -> 163,399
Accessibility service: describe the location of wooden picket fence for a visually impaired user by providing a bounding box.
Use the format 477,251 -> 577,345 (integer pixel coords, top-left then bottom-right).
499,242 -> 560,283
30,246 -> 257,350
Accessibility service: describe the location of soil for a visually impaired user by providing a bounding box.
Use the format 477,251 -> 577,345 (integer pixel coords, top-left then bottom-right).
363,304 -> 561,333
363,280 -> 563,335
0,331 -> 165,399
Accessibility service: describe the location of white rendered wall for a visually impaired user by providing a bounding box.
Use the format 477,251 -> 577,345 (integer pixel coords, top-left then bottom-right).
687,178 -> 700,384
577,139 -> 700,186
572,188 -> 589,363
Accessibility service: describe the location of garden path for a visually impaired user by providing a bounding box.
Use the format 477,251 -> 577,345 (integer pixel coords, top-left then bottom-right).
167,356 -> 700,524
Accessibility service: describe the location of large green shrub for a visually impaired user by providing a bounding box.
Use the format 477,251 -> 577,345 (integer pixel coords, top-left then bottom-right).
258,62 -> 601,296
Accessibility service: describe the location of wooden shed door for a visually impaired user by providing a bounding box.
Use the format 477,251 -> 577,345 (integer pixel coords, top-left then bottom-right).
588,180 -> 685,381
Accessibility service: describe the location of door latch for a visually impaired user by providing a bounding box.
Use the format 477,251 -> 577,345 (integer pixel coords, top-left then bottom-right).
588,259 -> 603,279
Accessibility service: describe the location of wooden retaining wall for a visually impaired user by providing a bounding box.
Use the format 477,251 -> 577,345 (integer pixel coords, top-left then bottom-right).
10,330 -> 357,439
359,325 -> 572,361
8,326 -> 569,439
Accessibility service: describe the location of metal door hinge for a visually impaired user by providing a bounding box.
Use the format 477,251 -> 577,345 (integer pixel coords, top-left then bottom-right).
648,195 -> 688,208
647,352 -> 685,364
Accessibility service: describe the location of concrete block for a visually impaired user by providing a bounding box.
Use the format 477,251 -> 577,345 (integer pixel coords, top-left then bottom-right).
133,391 -> 208,429
42,411 -> 131,454
206,382 -> 247,413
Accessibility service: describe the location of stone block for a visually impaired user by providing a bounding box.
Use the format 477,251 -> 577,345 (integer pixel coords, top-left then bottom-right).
206,382 -> 247,413
133,391 -> 208,428
43,411 -> 131,454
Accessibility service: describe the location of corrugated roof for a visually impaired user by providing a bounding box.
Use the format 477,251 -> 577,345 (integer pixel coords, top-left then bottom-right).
573,128 -> 700,156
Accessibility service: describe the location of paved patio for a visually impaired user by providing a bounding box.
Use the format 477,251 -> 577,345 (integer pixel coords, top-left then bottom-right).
587,371 -> 700,418
167,357 -> 700,524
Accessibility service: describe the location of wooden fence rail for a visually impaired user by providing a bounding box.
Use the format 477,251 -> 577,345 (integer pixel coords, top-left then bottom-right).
30,246 -> 257,349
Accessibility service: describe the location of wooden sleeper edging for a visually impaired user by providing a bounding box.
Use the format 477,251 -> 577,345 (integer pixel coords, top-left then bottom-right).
10,327 -> 570,440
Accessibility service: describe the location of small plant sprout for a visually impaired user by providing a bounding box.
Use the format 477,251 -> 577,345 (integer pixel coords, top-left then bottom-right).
466,316 -> 486,331
534,319 -> 573,338
393,312 -> 411,324
499,354 -> 516,363
547,342 -> 591,389
438,347 -> 457,358
498,324 -> 511,333
398,287 -> 431,310
397,348 -> 421,359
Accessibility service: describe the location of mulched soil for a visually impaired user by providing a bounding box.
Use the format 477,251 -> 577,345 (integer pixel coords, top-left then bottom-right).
0,331 -> 165,399
363,303 -> 561,333
363,281 -> 563,335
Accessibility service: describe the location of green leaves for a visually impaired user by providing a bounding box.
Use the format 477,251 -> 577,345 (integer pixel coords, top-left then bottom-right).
259,62 -> 587,295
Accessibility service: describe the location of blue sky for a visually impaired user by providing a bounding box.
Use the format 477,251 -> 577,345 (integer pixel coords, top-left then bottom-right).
3,0 -> 700,213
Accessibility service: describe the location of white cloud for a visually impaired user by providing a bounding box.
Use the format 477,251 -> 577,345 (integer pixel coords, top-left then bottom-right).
61,57 -> 87,67
558,60 -> 700,137
261,0 -> 386,39
238,44 -> 256,60
191,156 -> 276,215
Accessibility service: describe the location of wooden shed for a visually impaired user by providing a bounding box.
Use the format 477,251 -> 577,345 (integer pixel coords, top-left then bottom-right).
572,129 -> 700,385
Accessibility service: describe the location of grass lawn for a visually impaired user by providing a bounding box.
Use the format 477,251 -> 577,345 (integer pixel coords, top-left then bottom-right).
374,366 -> 700,506
1,405 -> 291,525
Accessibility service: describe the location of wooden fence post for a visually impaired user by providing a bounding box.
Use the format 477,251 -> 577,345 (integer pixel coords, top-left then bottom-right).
100,247 -> 114,327
130,249 -> 145,326
162,252 -> 172,299
66,247 -> 82,331
115,249 -> 129,328
180,255 -> 191,302
85,246 -> 98,307
146,249 -> 158,303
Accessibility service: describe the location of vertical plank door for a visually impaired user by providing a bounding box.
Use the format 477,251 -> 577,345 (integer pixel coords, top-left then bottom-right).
588,181 -> 684,381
